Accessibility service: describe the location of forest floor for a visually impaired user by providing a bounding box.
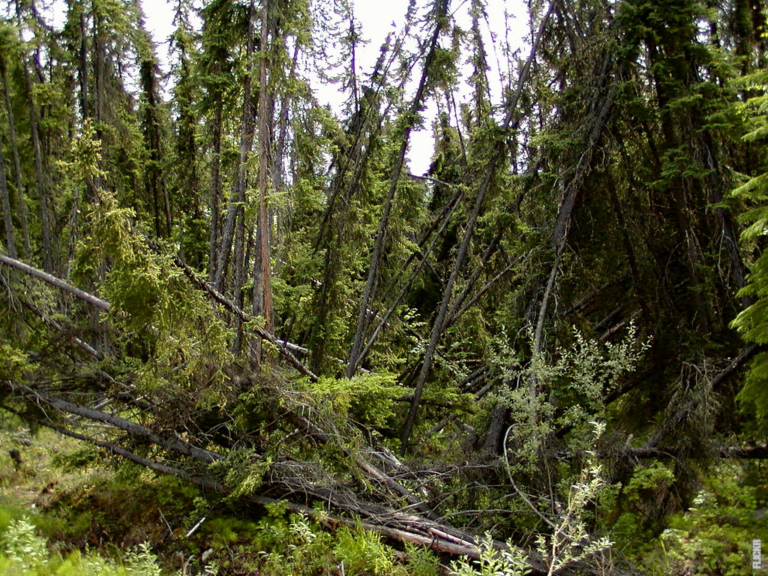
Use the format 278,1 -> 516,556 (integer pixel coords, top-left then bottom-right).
2,421 -> 767,576
0,421 -> 446,576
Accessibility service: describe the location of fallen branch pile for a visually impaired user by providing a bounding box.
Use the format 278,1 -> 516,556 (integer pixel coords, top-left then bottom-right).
0,252 -> 647,576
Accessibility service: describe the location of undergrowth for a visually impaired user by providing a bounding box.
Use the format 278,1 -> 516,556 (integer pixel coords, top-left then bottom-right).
0,420 -> 443,575
2,408 -> 766,575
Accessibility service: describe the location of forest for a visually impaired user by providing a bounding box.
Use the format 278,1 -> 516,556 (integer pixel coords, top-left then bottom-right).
0,0 -> 767,574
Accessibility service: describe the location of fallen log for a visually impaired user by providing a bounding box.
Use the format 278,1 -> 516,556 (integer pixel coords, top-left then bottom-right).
10,382 -> 222,464
0,253 -> 110,311
281,405 -> 440,520
0,251 -> 319,383
0,256 -> 435,524
0,273 -> 105,361
0,384 -> 644,576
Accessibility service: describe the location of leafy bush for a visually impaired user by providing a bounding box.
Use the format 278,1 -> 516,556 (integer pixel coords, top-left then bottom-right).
658,467 -> 768,576
0,517 -> 167,576
333,523 -> 403,576
449,535 -> 530,576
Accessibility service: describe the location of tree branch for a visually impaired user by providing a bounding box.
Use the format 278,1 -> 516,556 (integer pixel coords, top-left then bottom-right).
0,253 -> 110,311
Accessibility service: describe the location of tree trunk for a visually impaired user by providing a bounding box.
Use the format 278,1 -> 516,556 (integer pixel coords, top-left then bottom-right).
208,102 -> 224,282
0,138 -> 15,258
213,0 -> 256,293
253,0 -> 276,359
140,57 -> 172,238
400,0 -> 557,453
20,55 -> 53,273
0,55 -> 30,259
0,253 -> 111,311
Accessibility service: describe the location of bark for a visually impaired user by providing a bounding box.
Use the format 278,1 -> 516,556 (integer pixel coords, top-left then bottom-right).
140,57 -> 172,237
232,211 -> 248,354
0,407 -> 228,492
312,23 -> 408,255
282,406 -> 439,520
269,42 -> 298,256
0,253 -> 110,311
0,137 -> 15,258
0,55 -> 30,259
208,102 -> 224,282
20,54 -> 53,272
78,10 -> 90,119
548,68 -> 616,256
347,0 -> 451,379
12,383 -> 222,464
0,274 -> 104,360
400,0 -> 557,453
253,0 -> 275,347
447,262 -> 514,331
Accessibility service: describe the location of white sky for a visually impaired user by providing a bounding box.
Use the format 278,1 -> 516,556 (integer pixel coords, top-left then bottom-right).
46,0 -> 529,174
139,0 -> 528,174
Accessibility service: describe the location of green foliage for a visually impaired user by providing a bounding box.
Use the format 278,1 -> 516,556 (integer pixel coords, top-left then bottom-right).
533,446 -> 614,575
2,0 -> 768,575
0,345 -> 33,381
304,372 -> 404,429
57,120 -> 107,188
657,467 -> 767,576
449,535 -> 531,576
0,517 -> 167,576
623,462 -> 676,506
251,509 -> 337,575
496,326 -> 649,471
333,524 -> 401,576
730,70 -> 768,424
249,508 -> 432,576
402,543 -> 441,576
210,450 -> 269,499
2,519 -> 48,570
72,187 -> 232,395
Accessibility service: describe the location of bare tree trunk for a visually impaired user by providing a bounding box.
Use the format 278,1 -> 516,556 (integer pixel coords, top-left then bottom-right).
0,253 -> 111,311
232,213 -> 248,355
78,10 -> 90,119
270,42 -> 298,261
0,140 -> 15,258
0,56 -> 30,259
21,55 -> 53,273
208,102 -> 223,282
251,0 -> 276,366
140,56 -> 172,237
63,9 -> 90,279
